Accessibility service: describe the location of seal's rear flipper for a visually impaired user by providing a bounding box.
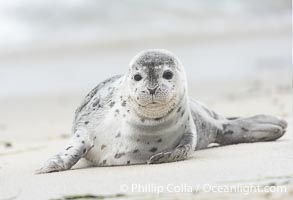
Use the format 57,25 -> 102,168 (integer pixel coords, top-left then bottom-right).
215,114 -> 287,146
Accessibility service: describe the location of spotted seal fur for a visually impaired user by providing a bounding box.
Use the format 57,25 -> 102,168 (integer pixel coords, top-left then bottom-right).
37,49 -> 287,173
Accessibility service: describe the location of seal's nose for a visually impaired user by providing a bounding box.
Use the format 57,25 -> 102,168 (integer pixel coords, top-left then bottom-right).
147,86 -> 158,95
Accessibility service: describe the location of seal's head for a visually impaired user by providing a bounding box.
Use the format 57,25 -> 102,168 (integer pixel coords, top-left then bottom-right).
126,49 -> 187,119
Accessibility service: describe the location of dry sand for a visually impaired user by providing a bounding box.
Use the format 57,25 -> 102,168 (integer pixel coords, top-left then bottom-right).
0,72 -> 292,200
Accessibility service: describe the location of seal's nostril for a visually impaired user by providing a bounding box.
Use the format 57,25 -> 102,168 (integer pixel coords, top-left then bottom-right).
147,86 -> 158,95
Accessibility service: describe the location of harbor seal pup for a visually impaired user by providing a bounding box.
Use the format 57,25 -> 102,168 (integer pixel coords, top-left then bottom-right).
37,49 -> 287,173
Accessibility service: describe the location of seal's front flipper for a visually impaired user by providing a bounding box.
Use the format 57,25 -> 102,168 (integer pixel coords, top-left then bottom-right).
36,153 -> 76,174
36,135 -> 91,174
147,145 -> 192,164
148,132 -> 194,164
215,114 -> 287,145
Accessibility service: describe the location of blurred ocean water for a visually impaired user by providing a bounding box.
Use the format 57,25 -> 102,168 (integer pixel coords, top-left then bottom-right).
0,0 -> 290,50
0,0 -> 291,97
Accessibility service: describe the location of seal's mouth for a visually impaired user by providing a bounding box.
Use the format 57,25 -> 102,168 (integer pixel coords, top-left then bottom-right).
134,94 -> 176,107
143,101 -> 165,107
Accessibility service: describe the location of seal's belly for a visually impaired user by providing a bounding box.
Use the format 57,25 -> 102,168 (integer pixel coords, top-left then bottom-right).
84,135 -> 178,166
82,102 -> 187,166
84,127 -> 182,166
85,145 -> 158,166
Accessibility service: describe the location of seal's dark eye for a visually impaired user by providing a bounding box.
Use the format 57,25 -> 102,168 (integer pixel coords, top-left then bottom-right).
163,71 -> 173,80
134,74 -> 142,81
